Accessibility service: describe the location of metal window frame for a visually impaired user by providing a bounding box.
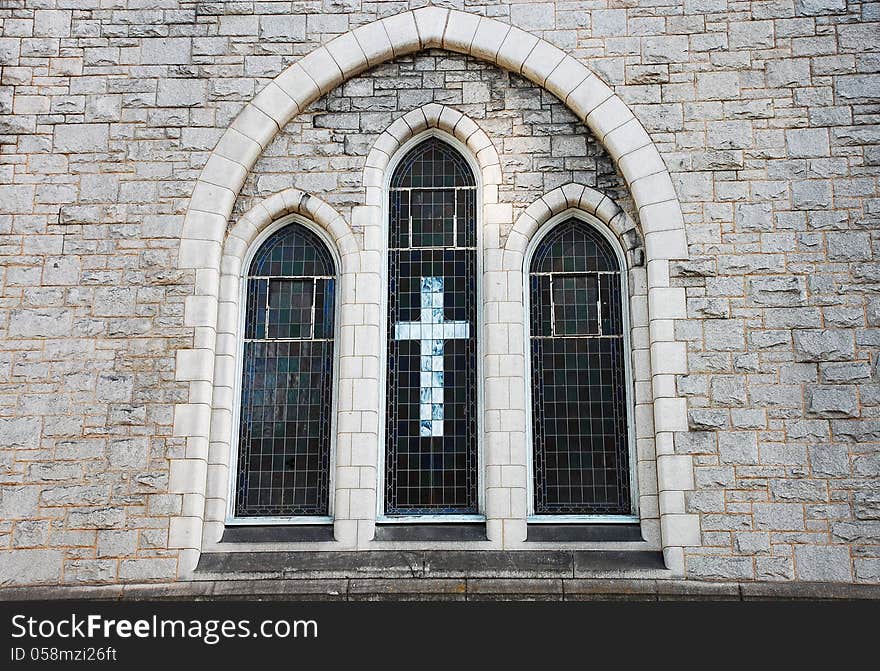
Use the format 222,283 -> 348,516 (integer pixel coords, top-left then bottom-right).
226,214 -> 341,526
256,275 -> 335,341
538,270 -> 614,338
377,129 -> 486,524
522,209 -> 640,525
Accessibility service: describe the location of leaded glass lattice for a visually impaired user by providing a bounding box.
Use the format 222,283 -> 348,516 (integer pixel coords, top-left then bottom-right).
385,138 -> 478,515
235,224 -> 335,518
529,219 -> 631,516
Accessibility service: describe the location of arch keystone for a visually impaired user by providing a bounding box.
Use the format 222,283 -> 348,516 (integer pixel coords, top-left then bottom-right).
413,6 -> 449,48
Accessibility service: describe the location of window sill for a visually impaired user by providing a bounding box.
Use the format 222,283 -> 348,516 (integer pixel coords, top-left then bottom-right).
374,523 -> 487,542
526,524 -> 643,543
219,524 -> 335,544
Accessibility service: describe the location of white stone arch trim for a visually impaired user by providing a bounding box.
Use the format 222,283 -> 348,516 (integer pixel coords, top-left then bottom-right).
172,7 -> 690,574
504,183 -> 645,268
178,8 -> 686,263
361,102 -> 502,210
492,184 -> 697,574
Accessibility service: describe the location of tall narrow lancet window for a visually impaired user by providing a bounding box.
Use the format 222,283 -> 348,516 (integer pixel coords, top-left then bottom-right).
385,138 -> 478,516
234,223 -> 336,519
529,219 -> 632,516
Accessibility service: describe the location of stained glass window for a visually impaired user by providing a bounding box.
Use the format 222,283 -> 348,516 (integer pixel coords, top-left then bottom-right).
235,223 -> 336,518
529,219 -> 632,516
385,138 -> 479,516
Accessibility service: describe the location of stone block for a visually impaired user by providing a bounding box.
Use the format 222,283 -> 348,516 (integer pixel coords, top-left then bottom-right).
806,385 -> 859,418
832,420 -> 880,443
855,491 -> 880,520
769,479 -> 828,502
259,14 -> 306,42
827,232 -> 872,262
786,128 -> 830,158
836,75 -> 880,103
9,308 -> 72,337
68,508 -> 126,529
735,202 -> 773,232
819,361 -> 869,383
696,71 -> 739,100
509,3 -> 555,31
795,545 -> 852,582
65,560 -> 116,584
687,555 -> 754,580
642,36 -> 688,64
94,287 -> 136,317
0,550 -> 62,586
706,120 -> 752,150
0,417 -> 41,448
793,330 -> 855,362
688,409 -> 729,431
756,557 -> 794,581
157,79 -> 207,107
792,180 -> 832,209
33,10 -> 71,37
734,532 -> 771,555
592,10 -> 627,37
119,559 -> 178,581
729,21 -> 774,49
748,276 -> 807,307
53,124 -> 109,152
809,445 -> 851,477
97,530 -> 138,558
719,432 -> 758,464
704,320 -> 745,351
108,437 -> 149,468
754,503 -> 805,530
0,486 -> 39,518
710,376 -> 748,406
141,38 -> 191,64
13,520 -> 50,548
796,0 -> 847,15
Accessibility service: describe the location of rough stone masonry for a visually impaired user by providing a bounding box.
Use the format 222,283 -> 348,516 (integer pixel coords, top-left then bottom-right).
0,0 -> 878,592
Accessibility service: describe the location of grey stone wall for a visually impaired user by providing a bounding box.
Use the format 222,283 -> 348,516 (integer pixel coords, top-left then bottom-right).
0,0 -> 877,586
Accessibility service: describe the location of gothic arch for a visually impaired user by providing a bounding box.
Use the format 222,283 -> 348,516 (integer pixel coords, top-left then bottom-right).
172,8 -> 694,575
197,190 -> 357,549
489,184 -> 697,571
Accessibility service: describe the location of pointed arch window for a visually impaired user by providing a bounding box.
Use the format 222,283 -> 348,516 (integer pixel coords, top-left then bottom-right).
528,218 -> 632,517
384,137 -> 479,516
233,222 -> 336,519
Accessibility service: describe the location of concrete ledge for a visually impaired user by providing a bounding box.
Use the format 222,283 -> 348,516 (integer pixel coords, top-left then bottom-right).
1,579 -> 878,602
191,550 -> 668,580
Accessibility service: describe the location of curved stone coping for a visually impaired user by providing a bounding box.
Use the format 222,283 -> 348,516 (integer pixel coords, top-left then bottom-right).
504,183 -> 645,268
362,102 -> 502,207
224,187 -> 359,276
178,7 -> 686,261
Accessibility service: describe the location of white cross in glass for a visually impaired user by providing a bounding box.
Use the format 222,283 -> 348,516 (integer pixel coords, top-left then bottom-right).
393,276 -> 470,437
